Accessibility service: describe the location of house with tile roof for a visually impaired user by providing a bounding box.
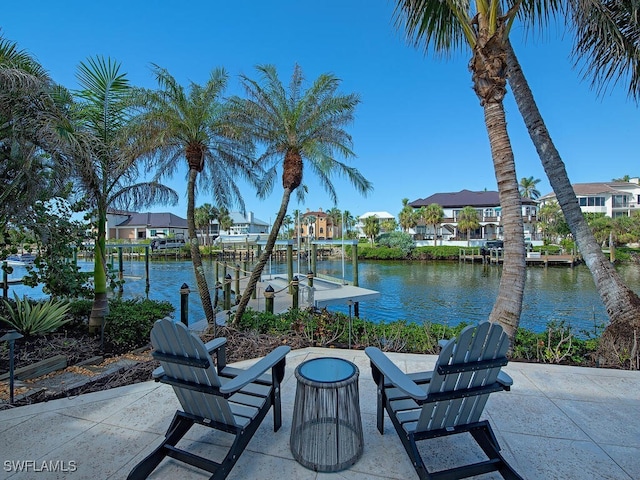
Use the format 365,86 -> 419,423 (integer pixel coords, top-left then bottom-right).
106,211 -> 188,241
409,189 -> 538,243
539,179 -> 640,218
294,208 -> 336,242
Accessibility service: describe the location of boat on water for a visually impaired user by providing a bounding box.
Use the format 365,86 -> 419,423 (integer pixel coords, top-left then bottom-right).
5,253 -> 37,266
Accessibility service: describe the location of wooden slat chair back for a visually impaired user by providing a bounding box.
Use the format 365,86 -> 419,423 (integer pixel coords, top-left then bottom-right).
366,321 -> 522,480
128,318 -> 290,480
151,317 -> 236,425
416,321 -> 509,432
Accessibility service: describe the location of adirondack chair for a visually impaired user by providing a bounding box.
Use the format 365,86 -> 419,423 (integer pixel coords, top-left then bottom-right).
365,321 -> 522,480
127,318 -> 290,480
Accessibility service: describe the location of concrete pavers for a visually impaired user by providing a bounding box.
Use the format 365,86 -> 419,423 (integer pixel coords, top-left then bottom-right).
0,348 -> 638,479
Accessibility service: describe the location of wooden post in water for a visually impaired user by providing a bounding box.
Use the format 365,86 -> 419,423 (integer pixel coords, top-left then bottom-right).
235,264 -> 240,298
179,283 -> 190,326
287,244 -> 293,293
145,246 -> 150,297
223,273 -> 232,310
352,243 -> 359,287
292,276 -> 299,310
118,247 -> 124,293
311,243 -> 317,276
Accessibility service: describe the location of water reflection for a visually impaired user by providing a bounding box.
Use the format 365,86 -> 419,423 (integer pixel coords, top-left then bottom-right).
6,258 -> 640,334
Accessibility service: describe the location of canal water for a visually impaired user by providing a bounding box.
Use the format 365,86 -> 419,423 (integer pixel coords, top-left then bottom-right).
6,259 -> 640,334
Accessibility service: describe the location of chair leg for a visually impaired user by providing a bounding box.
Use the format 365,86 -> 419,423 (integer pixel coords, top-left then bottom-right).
470,424 -> 523,480
127,413 -> 194,480
272,378 -> 282,432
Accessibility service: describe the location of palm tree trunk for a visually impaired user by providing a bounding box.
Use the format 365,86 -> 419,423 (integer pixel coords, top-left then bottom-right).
234,188 -> 292,323
89,209 -> 109,335
186,168 -> 215,325
483,101 -> 526,341
507,42 -> 640,369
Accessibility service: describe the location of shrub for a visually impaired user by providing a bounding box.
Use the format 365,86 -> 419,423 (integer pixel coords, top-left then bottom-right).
376,232 -> 415,255
103,298 -> 174,351
0,293 -> 71,336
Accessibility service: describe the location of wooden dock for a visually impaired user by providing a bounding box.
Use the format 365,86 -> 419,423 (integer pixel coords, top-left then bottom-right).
459,248 -> 580,266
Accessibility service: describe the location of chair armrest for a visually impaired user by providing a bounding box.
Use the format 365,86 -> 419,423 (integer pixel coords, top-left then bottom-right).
497,370 -> 513,389
365,347 -> 427,401
203,337 -> 227,354
220,346 -> 291,394
152,337 -> 228,380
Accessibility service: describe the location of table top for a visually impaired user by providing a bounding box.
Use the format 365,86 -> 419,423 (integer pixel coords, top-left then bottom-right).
297,357 -> 356,384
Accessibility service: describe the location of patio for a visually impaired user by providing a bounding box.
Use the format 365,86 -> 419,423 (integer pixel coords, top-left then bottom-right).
1,347 -> 638,479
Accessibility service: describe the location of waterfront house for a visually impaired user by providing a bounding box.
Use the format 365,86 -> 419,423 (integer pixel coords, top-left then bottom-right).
539,178 -> 640,218
409,190 -> 538,243
106,210 -> 188,241
356,211 -> 396,238
295,208 -> 336,243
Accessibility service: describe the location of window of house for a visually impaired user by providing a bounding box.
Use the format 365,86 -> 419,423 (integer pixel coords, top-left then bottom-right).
150,229 -> 157,236
579,197 -> 605,207
613,195 -> 629,208
320,227 -> 324,233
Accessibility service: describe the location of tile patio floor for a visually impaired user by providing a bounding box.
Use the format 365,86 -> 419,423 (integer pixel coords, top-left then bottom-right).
1,347 -> 638,479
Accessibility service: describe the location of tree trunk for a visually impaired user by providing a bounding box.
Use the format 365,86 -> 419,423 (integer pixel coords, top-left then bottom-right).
89,208 -> 109,335
186,167 -> 215,325
483,101 -> 526,341
233,187 -> 293,323
507,42 -> 640,369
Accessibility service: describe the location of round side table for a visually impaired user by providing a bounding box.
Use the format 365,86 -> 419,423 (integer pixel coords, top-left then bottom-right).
290,357 -> 364,472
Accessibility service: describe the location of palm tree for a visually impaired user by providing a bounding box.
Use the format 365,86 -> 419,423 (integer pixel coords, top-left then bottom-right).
363,216 -> 380,246
134,65 -> 258,325
612,175 -> 631,182
519,176 -> 541,199
393,0 -> 543,341
399,198 -> 418,233
342,210 -> 356,238
232,64 -> 372,322
281,214 -> 293,238
218,207 -> 233,234
423,203 -> 444,246
326,207 -> 342,238
505,1 -> 640,366
60,57 -> 178,333
457,206 -> 480,246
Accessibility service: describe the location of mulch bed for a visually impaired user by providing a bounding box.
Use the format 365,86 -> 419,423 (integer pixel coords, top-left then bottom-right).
0,324 -> 312,408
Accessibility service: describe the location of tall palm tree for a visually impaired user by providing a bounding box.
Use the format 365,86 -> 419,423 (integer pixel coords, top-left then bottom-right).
342,210 -> 356,238
363,216 -> 380,246
519,176 -> 541,199
399,198 -> 418,233
423,203 -> 445,246
326,207 -> 342,237
394,0 -> 555,341
508,45 -> 640,366
134,65 -> 258,325
232,64 -> 372,322
194,205 -> 210,245
457,206 -> 480,246
218,207 -> 233,234
59,57 -> 178,333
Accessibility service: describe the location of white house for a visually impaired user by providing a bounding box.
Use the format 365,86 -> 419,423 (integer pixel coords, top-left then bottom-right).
539,179 -> 640,218
356,211 -> 396,238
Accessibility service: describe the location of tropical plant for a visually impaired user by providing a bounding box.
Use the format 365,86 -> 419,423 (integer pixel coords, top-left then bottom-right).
457,206 -> 480,246
57,57 -> 178,334
231,64 -> 372,322
519,176 -> 541,199
398,198 -> 418,233
342,210 -> 356,238
326,207 -> 342,237
363,216 -> 380,246
423,203 -> 444,246
134,65 -> 258,325
377,231 -> 415,255
195,203 -> 220,246
394,0 -> 534,342
612,175 -> 631,182
505,1 -> 640,367
1,293 -> 71,336
380,218 -> 398,233
218,207 -> 233,233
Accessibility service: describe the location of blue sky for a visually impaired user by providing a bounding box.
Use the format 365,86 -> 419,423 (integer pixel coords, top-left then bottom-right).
4,1 -> 638,225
